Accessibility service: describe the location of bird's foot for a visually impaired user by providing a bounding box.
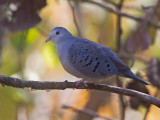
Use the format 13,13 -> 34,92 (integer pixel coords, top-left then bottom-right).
75,79 -> 88,87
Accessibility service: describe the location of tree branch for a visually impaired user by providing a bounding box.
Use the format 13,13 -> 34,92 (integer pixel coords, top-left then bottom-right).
116,0 -> 126,119
103,0 -> 118,7
84,0 -> 160,29
116,0 -> 123,52
86,0 -> 141,21
62,105 -> 113,120
0,74 -> 160,108
68,0 -> 82,37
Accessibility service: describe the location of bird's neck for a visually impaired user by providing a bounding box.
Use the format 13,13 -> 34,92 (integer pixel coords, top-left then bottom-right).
55,35 -> 71,43
56,36 -> 75,60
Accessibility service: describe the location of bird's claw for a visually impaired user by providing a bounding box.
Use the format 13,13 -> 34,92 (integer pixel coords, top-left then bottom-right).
75,79 -> 88,87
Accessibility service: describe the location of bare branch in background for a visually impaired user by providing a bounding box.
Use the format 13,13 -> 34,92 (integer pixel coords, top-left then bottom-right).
86,0 -> 141,21
0,74 -> 160,108
103,0 -> 118,7
116,77 -> 126,120
143,107 -> 150,120
36,26 -> 49,37
116,0 -> 123,52
115,0 -> 126,119
84,0 -> 160,29
62,105 -> 114,120
117,52 -> 149,64
68,0 -> 82,37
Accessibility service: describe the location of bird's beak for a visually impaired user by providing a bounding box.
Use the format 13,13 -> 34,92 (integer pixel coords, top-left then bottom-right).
45,37 -> 52,43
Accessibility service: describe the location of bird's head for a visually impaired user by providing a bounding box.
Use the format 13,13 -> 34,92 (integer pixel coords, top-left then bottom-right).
46,27 -> 72,43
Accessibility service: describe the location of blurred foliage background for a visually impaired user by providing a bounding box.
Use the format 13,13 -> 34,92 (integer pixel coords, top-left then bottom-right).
0,0 -> 160,120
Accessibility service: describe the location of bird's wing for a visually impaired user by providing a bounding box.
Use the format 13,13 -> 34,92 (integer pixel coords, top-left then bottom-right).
100,44 -> 130,74
68,38 -> 118,77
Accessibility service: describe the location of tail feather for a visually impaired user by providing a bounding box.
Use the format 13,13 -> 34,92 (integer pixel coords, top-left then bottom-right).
123,71 -> 150,85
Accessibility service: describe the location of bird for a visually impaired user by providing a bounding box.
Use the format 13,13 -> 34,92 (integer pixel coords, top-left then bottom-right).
45,27 -> 150,86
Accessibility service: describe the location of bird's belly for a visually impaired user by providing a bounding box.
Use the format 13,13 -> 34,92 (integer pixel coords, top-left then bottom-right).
63,62 -> 106,81
57,42 -> 82,78
57,48 -> 84,78
60,56 -> 85,78
59,55 -> 105,81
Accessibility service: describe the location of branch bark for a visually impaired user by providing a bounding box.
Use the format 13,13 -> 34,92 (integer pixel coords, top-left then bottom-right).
0,74 -> 160,108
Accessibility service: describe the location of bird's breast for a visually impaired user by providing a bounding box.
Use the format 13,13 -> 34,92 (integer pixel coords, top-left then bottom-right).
57,41 -> 84,78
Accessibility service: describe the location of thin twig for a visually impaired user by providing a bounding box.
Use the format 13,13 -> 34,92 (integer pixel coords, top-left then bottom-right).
123,5 -> 141,10
116,0 -> 123,52
36,27 -> 49,37
143,89 -> 159,120
62,105 -> 114,120
116,77 -> 126,120
116,0 -> 126,119
0,74 -> 160,108
86,0 -> 141,21
68,0 -> 82,37
103,0 -> 118,7
117,52 -> 149,64
143,107 -> 150,120
84,0 -> 160,29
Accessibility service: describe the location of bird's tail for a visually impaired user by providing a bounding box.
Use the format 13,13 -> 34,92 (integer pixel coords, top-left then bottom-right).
123,71 -> 150,85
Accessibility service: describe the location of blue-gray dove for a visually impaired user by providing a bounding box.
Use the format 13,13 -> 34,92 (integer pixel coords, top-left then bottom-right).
46,27 -> 150,86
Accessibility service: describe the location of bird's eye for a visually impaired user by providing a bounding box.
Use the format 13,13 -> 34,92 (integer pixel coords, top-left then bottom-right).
56,31 -> 60,35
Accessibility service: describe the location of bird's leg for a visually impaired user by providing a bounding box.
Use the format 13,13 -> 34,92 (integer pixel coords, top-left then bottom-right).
75,79 -> 88,87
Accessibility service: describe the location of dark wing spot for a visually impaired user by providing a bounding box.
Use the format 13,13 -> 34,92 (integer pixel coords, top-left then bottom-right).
92,62 -> 100,72
88,60 -> 93,65
107,64 -> 110,67
83,60 -> 93,67
85,56 -> 89,61
79,60 -> 82,62
105,60 -> 108,63
96,57 -> 98,60
108,69 -> 111,71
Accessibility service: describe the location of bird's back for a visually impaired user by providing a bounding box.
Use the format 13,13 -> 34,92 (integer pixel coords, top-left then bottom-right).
68,37 -> 120,81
